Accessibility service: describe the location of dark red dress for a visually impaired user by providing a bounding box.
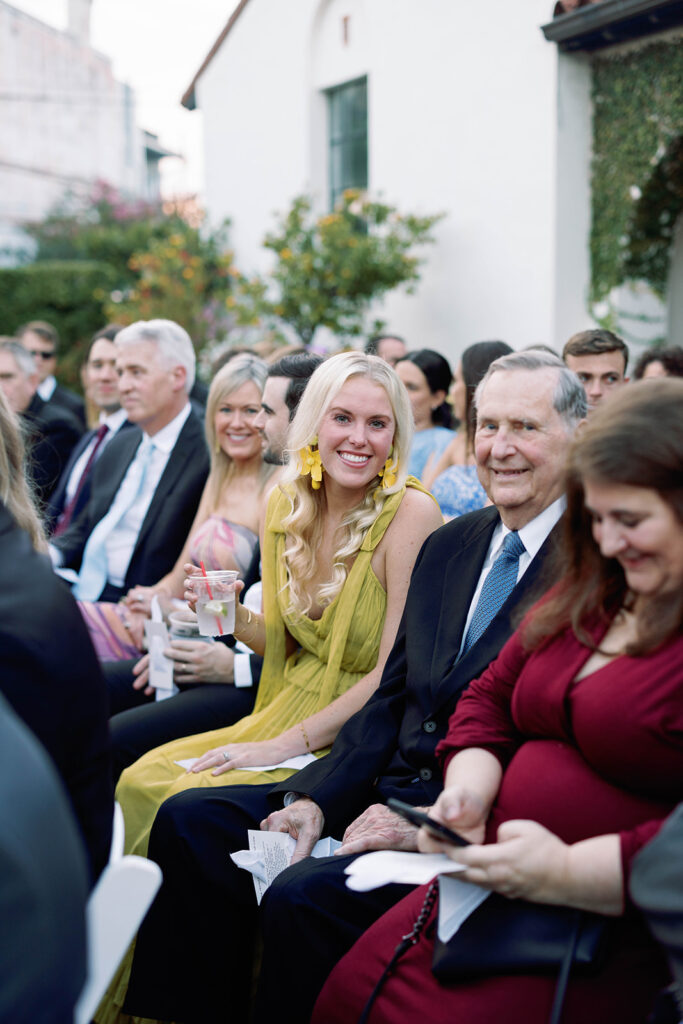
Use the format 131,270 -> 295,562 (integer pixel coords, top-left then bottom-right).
313,621 -> 683,1024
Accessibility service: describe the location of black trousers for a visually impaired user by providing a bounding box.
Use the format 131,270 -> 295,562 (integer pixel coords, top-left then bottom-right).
105,660 -> 257,783
124,784 -> 409,1024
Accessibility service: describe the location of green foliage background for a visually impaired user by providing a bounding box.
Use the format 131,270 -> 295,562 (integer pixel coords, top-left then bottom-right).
231,191 -> 443,347
591,39 -> 683,305
6,184 -> 442,388
0,260 -> 118,389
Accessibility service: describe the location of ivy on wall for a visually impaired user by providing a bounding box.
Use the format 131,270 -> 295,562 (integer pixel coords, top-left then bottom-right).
590,38 -> 683,304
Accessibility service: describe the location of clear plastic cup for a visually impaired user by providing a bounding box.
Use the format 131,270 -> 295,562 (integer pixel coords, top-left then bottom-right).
189,570 -> 238,636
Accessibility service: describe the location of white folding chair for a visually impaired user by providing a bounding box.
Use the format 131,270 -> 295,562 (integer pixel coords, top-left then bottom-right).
73,803 -> 162,1024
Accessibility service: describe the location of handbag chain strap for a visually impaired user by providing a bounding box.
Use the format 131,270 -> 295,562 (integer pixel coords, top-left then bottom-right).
357,885 -> 585,1024
358,880 -> 439,1024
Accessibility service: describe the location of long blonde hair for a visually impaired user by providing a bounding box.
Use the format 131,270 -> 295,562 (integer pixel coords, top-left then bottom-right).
0,389 -> 46,551
280,352 -> 413,615
204,354 -> 275,511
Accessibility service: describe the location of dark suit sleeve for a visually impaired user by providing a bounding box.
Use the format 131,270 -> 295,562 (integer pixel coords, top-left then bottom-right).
0,507 -> 113,883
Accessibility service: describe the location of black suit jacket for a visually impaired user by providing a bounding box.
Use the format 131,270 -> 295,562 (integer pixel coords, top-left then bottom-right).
48,381 -> 87,426
53,408 -> 210,593
22,392 -> 84,508
46,417 -> 135,533
270,506 -> 560,836
0,501 -> 113,884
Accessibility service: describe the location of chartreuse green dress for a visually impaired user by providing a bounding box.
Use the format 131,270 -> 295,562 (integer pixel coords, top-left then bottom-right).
116,479 -> 429,863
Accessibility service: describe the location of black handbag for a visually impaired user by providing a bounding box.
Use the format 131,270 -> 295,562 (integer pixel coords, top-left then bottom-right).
432,890 -> 608,980
358,880 -> 609,1024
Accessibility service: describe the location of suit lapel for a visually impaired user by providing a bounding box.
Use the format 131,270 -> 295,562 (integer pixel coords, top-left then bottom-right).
131,412 -> 199,558
430,508 -> 500,696
432,518 -> 562,715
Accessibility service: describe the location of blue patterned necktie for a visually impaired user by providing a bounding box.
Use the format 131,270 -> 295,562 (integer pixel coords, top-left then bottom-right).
73,438 -> 154,601
461,530 -> 526,655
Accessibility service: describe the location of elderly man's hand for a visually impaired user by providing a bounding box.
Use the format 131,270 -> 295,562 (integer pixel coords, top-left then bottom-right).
335,803 -> 428,856
261,799 -> 325,865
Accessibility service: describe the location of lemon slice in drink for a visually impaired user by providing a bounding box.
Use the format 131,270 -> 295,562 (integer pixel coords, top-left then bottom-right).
204,600 -> 226,615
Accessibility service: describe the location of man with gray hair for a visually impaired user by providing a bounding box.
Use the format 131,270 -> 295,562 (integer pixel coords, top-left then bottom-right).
0,339 -> 83,506
50,319 -> 209,602
121,351 -> 589,1024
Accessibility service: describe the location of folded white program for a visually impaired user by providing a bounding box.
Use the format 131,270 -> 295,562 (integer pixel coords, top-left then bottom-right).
231,830 -> 341,903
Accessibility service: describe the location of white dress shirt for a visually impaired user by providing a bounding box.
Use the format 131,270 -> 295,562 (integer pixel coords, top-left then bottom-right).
106,403 -> 192,587
37,375 -> 57,401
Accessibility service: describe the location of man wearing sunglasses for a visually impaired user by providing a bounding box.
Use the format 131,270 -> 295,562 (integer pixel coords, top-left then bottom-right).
17,320 -> 86,426
0,340 -> 84,506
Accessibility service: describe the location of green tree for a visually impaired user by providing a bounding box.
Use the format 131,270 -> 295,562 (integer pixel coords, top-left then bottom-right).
103,222 -> 237,349
23,181 -> 238,359
232,191 -> 443,347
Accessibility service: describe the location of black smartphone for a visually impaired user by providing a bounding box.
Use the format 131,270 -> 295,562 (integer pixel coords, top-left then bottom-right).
388,798 -> 470,847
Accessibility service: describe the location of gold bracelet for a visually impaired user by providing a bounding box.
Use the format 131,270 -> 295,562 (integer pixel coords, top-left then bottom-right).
236,606 -> 260,646
300,719 -> 312,753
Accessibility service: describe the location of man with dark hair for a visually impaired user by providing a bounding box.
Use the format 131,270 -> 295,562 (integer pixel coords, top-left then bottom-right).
48,324 -> 132,533
122,352 -> 588,1024
257,352 -> 325,464
0,340 -> 84,507
17,319 -> 86,425
562,328 -> 629,411
364,333 -> 407,367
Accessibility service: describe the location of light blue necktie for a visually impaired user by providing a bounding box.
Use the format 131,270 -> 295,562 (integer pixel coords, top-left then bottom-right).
461,530 -> 526,655
73,438 -> 154,600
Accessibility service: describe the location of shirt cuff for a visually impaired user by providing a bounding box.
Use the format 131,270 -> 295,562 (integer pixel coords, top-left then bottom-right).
233,652 -> 253,688
284,792 -> 304,806
48,543 -> 63,568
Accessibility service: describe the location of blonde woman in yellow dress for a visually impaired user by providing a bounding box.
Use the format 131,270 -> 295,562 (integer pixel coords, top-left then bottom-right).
97,352 -> 443,1024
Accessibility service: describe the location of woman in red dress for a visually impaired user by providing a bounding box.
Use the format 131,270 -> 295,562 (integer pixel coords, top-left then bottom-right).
313,378 -> 683,1024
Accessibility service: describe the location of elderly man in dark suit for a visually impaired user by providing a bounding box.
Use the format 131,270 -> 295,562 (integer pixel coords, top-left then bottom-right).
122,351 -> 588,1024
50,319 -> 209,603
0,339 -> 84,507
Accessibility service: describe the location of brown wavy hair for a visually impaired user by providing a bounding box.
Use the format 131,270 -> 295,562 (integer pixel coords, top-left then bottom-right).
523,378 -> 683,656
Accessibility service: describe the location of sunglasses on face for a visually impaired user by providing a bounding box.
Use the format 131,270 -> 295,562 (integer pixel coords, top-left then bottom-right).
27,350 -> 56,360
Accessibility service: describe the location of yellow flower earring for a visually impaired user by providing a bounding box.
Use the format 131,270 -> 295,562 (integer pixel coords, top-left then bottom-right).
299,436 -> 324,490
378,447 -> 398,489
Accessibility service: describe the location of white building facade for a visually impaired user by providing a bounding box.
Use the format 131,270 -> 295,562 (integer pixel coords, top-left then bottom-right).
0,0 -> 166,260
184,0 -> 564,361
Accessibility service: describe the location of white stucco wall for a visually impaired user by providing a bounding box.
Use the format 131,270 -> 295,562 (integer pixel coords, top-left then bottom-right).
552,50 -> 594,348
196,0 -> 559,362
197,0 -> 320,272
